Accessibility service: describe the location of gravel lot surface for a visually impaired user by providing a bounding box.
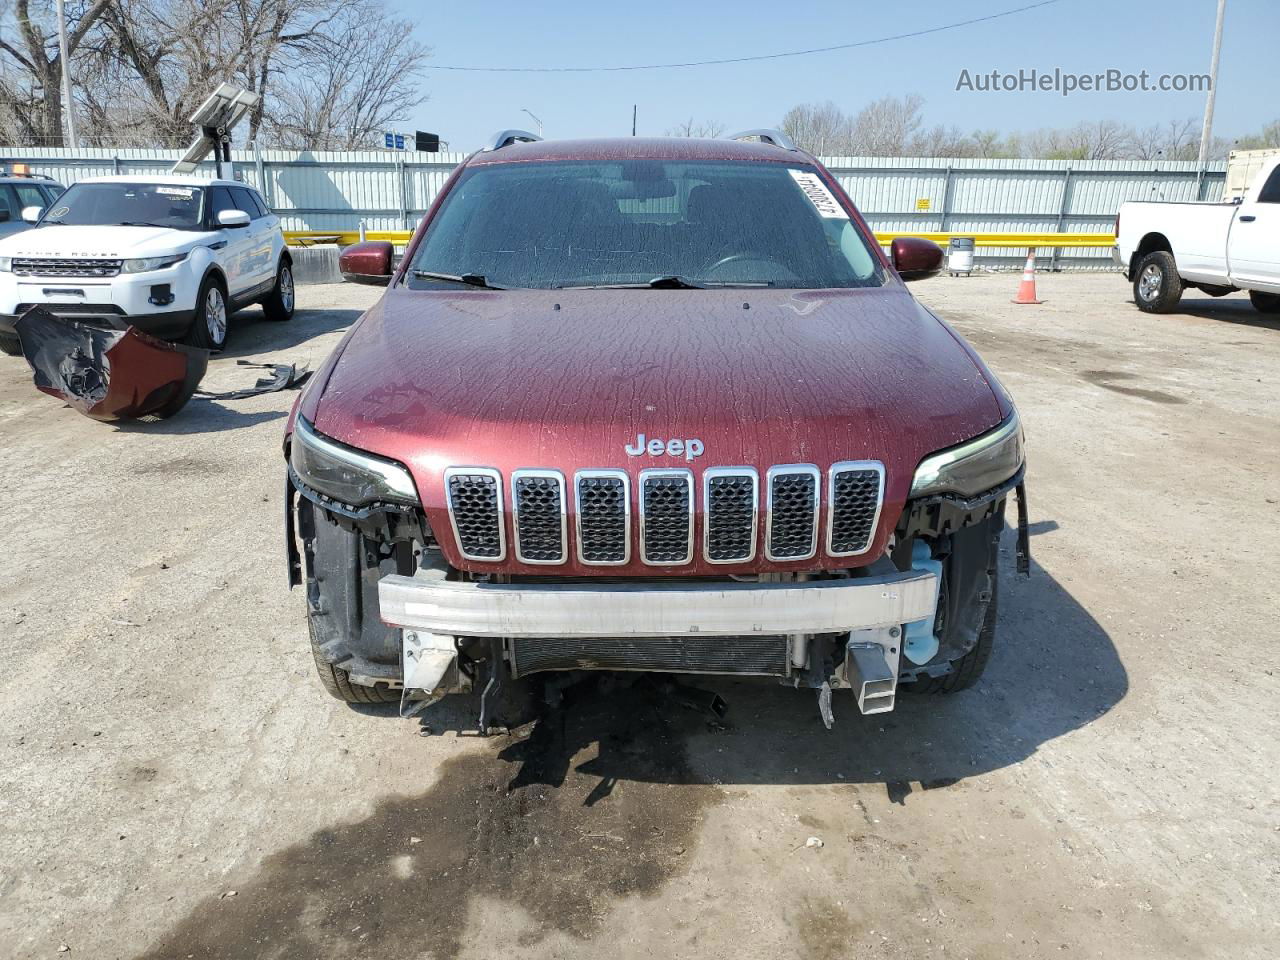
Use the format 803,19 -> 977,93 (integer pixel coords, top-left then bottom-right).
1,274 -> 1276,959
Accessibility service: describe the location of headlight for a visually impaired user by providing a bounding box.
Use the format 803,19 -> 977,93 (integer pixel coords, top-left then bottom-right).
0,257 -> 11,271
121,253 -> 188,274
910,412 -> 1024,498
289,415 -> 419,506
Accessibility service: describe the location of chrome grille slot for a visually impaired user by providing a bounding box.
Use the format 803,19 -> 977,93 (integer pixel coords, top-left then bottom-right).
445,468 -> 505,561
827,462 -> 884,557
765,465 -> 820,561
575,470 -> 629,565
639,469 -> 693,565
704,468 -> 758,563
12,257 -> 122,278
512,470 -> 566,564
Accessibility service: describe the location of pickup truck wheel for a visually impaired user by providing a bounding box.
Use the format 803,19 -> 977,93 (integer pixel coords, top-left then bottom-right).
903,576 -> 998,695
1133,251 -> 1183,314
262,260 -> 295,322
183,277 -> 229,350
0,333 -> 20,357
1249,291 -> 1280,314
308,617 -> 399,704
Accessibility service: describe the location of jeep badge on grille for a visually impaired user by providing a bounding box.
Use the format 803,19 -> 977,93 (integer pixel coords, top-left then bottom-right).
624,433 -> 704,461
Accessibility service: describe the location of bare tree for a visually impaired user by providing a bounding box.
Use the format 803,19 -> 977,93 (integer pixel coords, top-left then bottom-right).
849,94 -> 924,155
780,101 -> 854,154
1233,119 -> 1280,151
664,117 -> 725,138
263,2 -> 429,149
909,123 -> 972,159
0,0 -> 113,144
2,0 -> 429,148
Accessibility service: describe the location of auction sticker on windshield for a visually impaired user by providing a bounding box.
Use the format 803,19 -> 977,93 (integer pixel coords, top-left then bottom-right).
789,169 -> 848,219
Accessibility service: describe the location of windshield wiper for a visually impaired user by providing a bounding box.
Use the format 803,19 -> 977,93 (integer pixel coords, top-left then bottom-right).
412,270 -> 504,290
558,275 -> 705,290
117,221 -> 172,228
558,276 -> 775,290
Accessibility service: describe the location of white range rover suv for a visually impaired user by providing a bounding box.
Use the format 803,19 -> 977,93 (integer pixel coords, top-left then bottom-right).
0,174 -> 293,356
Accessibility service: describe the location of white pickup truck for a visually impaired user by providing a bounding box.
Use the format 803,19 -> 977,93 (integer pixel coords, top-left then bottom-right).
1114,155 -> 1280,314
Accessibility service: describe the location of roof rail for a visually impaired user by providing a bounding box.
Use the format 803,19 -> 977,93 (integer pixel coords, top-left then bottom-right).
481,129 -> 543,152
727,129 -> 799,152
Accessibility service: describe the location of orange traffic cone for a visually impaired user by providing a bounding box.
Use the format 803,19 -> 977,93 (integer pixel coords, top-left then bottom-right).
1012,248 -> 1043,304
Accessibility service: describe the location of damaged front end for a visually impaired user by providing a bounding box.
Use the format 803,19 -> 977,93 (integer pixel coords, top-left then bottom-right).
16,307 -> 207,421
285,410 -> 1030,730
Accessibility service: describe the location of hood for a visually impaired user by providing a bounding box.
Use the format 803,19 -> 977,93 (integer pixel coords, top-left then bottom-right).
0,224 -> 198,258
311,285 -> 1005,571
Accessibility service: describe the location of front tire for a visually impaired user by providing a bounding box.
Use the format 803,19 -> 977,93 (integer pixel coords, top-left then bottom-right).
1133,250 -> 1183,314
1249,290 -> 1280,314
183,277 -> 229,350
262,259 -> 295,322
309,617 -> 399,704
0,333 -> 20,357
904,576 -> 998,695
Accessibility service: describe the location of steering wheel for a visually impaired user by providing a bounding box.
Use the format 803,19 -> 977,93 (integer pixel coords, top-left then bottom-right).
705,251 -> 779,273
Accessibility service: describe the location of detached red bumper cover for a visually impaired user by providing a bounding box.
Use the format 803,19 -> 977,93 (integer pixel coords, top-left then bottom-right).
16,308 -> 208,421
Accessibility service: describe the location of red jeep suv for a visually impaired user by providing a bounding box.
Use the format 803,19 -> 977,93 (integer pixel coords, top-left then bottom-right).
284,130 -> 1027,728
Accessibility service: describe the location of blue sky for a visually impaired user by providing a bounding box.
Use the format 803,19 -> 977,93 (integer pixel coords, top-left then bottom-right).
386,0 -> 1276,151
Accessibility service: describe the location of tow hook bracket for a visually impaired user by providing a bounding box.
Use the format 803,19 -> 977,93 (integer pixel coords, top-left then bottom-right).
401,630 -> 457,700
842,625 -> 902,715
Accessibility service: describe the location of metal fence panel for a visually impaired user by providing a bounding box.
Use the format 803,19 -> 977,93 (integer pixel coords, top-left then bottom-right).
0,146 -> 1226,269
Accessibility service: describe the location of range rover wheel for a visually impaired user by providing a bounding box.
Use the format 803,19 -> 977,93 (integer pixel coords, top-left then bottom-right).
262,259 -> 295,322
1133,250 -> 1183,314
1249,290 -> 1280,314
903,576 -> 998,695
308,617 -> 399,704
184,277 -> 229,350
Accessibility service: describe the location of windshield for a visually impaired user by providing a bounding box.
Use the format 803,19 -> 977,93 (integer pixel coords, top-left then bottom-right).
407,160 -> 886,290
40,182 -> 206,230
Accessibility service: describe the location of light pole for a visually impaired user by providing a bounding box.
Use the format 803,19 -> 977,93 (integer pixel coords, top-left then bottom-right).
522,108 -> 543,138
56,0 -> 77,147
1197,0 -> 1227,168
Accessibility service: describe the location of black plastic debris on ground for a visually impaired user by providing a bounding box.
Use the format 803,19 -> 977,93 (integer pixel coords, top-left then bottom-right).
194,360 -> 312,401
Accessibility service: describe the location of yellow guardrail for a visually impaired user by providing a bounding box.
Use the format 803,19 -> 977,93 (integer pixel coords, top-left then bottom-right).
871,231 -> 1115,249
285,230 -> 1116,250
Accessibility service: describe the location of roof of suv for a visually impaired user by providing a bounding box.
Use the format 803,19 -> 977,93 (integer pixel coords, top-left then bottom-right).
78,174 -> 246,187
0,175 -> 63,184
467,136 -> 808,167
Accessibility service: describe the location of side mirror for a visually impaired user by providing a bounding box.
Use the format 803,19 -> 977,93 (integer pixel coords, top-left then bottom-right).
890,237 -> 944,282
21,205 -> 43,224
339,241 -> 394,285
217,209 -> 251,229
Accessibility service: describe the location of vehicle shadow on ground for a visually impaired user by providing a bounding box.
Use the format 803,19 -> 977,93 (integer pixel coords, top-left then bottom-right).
1161,297 -> 1280,332
219,303 -> 363,358
490,538 -> 1125,795
112,400 -> 286,435
133,532 -> 1126,959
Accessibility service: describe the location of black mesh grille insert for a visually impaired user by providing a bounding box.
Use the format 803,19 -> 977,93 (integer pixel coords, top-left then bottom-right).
577,475 -> 627,563
447,473 -> 502,559
829,467 -> 882,555
514,475 -> 564,562
510,635 -> 790,678
12,257 -> 122,278
706,474 -> 756,561
641,474 -> 692,563
768,471 -> 817,559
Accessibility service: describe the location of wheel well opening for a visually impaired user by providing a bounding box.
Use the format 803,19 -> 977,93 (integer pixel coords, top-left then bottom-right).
1135,233 -> 1172,259
203,267 -> 228,293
